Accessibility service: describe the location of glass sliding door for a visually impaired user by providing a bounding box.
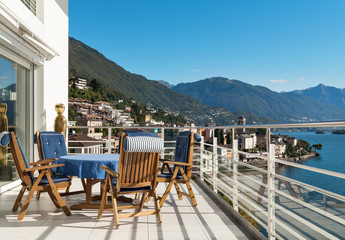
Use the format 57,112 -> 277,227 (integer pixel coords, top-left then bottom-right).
0,55 -> 31,186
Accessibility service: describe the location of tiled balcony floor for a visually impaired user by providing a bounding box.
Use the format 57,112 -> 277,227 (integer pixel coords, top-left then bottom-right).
0,179 -> 249,240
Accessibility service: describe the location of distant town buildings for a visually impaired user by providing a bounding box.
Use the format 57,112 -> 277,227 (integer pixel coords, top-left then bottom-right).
69,78 -> 89,90
68,133 -> 103,154
68,97 -> 172,147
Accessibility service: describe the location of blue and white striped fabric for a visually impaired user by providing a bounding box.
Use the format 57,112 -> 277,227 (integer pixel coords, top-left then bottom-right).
124,136 -> 163,153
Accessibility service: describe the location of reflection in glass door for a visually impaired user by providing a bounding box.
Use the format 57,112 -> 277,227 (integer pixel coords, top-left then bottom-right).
0,55 -> 31,186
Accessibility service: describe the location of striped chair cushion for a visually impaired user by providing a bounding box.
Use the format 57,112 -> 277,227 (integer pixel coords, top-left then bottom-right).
118,131 -> 159,153
124,136 -> 163,153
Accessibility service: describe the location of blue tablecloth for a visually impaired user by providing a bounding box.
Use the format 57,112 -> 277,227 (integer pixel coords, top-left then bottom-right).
55,154 -> 119,179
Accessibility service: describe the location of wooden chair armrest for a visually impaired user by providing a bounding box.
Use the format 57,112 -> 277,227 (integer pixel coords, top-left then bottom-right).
160,160 -> 192,167
29,158 -> 58,166
100,165 -> 119,177
24,164 -> 65,172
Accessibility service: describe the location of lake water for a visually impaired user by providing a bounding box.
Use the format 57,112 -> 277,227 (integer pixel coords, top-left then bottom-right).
274,131 -> 345,196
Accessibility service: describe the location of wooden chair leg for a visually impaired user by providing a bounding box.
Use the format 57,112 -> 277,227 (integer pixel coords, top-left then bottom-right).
159,168 -> 180,208
18,172 -> 45,220
36,190 -> 41,200
46,189 -> 60,208
180,168 -> 197,207
138,192 -> 147,212
174,182 -> 183,200
65,176 -> 73,194
12,185 -> 26,212
145,182 -> 158,202
108,177 -> 119,229
135,193 -> 140,203
18,187 -> 36,220
98,177 -> 109,219
185,180 -> 197,207
45,172 -> 71,216
159,181 -> 175,208
153,189 -> 162,223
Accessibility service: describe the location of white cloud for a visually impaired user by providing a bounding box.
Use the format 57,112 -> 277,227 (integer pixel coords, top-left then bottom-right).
298,77 -> 306,82
0,76 -> 7,80
270,79 -> 288,83
192,69 -> 201,72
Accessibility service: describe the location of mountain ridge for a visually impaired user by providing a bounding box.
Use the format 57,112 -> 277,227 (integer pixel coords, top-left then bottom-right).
291,84 -> 345,111
69,37 -> 271,125
172,77 -> 345,122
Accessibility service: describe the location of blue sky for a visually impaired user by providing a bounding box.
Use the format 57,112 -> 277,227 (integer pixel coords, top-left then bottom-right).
69,0 -> 345,92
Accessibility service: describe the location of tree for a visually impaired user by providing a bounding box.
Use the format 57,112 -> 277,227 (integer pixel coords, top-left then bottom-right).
214,129 -> 224,145
89,79 -> 101,92
256,128 -> 266,135
284,140 -> 297,157
226,132 -> 232,146
312,143 -> 323,152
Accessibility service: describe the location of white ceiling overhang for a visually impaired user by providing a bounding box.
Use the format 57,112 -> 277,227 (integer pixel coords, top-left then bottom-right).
0,2 -> 59,65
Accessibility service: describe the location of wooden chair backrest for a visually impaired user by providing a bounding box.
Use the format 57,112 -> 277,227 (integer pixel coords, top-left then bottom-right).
9,132 -> 32,185
173,131 -> 195,178
36,132 -> 44,161
117,133 -> 160,191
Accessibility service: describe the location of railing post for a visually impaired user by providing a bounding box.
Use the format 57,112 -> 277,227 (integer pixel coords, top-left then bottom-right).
232,138 -> 239,212
212,137 -> 218,192
107,127 -> 111,154
267,127 -> 276,239
200,135 -> 205,182
161,127 -> 165,159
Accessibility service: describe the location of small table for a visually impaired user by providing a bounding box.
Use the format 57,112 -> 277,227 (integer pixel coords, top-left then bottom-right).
56,154 -> 119,210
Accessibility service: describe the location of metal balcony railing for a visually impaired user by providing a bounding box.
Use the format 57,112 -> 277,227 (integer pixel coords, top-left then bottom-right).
67,121 -> 345,239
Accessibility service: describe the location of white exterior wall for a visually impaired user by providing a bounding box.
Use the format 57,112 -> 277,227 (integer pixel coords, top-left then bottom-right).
41,0 -> 68,132
0,0 -> 68,159
1,0 -> 68,131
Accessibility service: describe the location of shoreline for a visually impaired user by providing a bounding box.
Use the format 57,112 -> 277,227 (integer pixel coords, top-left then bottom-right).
243,153 -> 318,168
281,153 -> 317,164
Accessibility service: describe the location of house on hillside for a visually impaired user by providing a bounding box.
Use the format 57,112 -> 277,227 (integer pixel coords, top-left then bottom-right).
69,78 -> 88,90
76,115 -> 103,140
275,142 -> 287,157
125,106 -> 132,112
238,134 -> 257,150
68,134 -> 103,154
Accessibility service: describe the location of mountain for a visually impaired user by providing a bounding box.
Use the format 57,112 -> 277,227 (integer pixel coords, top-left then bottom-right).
69,38 -> 270,125
172,77 -> 345,122
292,84 -> 345,111
157,80 -> 175,89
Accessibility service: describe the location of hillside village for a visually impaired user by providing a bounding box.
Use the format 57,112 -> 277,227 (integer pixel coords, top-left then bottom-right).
68,78 -> 316,162
68,78 -> 185,128
67,78 -> 192,153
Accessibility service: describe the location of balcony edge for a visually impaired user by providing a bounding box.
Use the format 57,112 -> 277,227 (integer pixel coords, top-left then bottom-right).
193,177 -> 267,240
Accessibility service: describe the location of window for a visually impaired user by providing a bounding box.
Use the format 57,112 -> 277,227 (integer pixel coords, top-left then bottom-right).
21,0 -> 37,16
0,55 -> 31,186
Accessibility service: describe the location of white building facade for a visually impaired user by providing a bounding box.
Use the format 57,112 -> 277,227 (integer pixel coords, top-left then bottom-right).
0,0 -> 68,189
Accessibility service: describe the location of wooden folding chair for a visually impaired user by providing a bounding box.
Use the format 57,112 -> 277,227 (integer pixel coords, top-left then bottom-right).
157,131 -> 201,208
2,131 -> 71,220
98,132 -> 163,229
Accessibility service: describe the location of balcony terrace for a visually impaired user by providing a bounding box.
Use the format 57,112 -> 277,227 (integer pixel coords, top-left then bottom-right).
0,177 -> 251,240
1,122 -> 345,239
